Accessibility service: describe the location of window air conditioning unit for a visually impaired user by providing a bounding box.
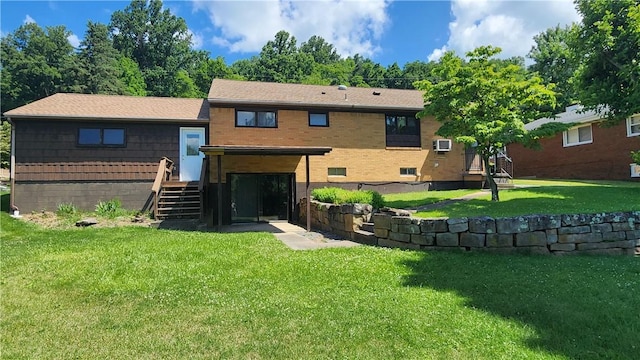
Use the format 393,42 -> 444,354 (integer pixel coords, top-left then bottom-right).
433,139 -> 452,152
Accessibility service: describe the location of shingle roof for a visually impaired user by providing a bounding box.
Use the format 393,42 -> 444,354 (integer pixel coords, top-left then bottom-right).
207,79 -> 425,111
524,105 -> 603,130
3,93 -> 209,121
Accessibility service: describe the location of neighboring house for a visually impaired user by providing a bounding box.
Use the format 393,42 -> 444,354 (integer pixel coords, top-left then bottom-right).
4,93 -> 209,213
508,105 -> 640,180
4,79 -> 484,225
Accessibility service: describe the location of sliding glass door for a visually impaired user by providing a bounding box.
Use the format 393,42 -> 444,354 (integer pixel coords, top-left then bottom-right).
230,174 -> 292,223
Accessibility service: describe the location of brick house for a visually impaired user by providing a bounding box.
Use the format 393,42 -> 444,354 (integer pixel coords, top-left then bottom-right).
4,79 -> 484,225
507,105 -> 640,180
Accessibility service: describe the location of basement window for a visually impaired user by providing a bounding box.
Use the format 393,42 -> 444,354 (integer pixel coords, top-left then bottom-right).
400,167 -> 417,176
328,167 -> 347,176
78,128 -> 125,147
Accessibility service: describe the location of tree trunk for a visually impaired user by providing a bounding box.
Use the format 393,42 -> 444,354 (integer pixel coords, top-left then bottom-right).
483,155 -> 499,201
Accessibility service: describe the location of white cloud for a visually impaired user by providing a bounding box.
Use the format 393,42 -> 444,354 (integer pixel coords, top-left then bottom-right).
428,0 -> 581,62
188,29 -> 204,49
23,15 -> 36,24
67,34 -> 81,48
191,0 -> 390,58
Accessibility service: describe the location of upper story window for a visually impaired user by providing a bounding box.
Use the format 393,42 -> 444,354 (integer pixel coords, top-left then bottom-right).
309,112 -> 329,127
386,114 -> 420,147
627,115 -> 640,137
563,124 -> 592,147
78,128 -> 125,147
236,110 -> 277,128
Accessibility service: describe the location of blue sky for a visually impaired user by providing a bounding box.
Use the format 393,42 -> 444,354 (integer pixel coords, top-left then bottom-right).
1,0 -> 580,67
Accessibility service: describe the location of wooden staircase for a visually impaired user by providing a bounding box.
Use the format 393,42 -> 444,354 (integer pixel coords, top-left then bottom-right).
155,181 -> 201,220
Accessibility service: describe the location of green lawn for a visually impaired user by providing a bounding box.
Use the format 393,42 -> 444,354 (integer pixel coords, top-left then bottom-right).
383,189 -> 478,209
2,212 -> 639,359
415,179 -> 640,218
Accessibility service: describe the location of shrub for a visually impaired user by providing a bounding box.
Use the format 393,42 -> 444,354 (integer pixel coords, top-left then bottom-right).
311,187 -> 385,209
56,202 -> 77,216
95,198 -> 123,218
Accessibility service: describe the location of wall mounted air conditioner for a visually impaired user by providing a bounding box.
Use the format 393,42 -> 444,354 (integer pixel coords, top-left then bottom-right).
433,139 -> 452,152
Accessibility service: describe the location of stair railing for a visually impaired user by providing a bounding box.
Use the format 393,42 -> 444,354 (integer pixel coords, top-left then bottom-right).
152,157 -> 174,219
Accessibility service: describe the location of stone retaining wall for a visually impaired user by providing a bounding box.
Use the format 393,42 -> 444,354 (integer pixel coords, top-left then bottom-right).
299,199 -> 640,256
373,212 -> 640,256
298,199 -> 373,241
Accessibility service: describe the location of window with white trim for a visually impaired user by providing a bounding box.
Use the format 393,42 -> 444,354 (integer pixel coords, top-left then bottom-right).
563,124 -> 592,147
627,115 -> 640,137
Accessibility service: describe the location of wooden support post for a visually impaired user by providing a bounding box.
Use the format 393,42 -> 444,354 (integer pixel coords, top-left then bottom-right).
306,155 -> 310,232
217,154 -> 222,232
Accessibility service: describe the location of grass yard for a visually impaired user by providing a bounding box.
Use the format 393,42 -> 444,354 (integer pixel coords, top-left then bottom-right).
2,211 -> 639,359
383,189 -> 478,209
415,179 -> 640,218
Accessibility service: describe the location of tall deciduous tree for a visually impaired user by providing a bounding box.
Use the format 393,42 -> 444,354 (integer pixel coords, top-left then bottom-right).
0,23 -> 81,112
254,31 -> 314,83
528,25 -> 579,110
416,46 -> 556,201
573,0 -> 640,121
110,0 -> 197,96
300,35 -> 340,65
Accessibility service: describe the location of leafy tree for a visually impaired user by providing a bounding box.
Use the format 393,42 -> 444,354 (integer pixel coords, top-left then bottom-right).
402,61 -> 439,89
300,35 -> 340,64
192,56 -> 242,94
0,120 -> 10,169
110,0 -> 196,96
253,31 -> 314,83
384,62 -> 403,88
416,46 -> 557,201
572,0 -> 640,121
350,54 -> 385,87
118,56 -> 147,96
78,21 -> 127,95
0,23 -> 80,112
528,24 -> 579,110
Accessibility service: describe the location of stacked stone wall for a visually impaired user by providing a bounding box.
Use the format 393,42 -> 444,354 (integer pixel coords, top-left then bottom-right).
298,199 -> 372,240
299,199 -> 640,256
373,212 -> 640,256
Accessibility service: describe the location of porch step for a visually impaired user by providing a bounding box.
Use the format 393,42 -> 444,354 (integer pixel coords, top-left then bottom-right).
361,222 -> 375,233
155,181 -> 201,220
353,229 -> 377,246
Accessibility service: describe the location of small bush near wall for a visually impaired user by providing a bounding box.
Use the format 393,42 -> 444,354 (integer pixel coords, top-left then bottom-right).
312,187 -> 385,209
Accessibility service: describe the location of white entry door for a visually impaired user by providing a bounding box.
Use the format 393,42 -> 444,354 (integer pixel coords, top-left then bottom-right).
179,127 -> 206,181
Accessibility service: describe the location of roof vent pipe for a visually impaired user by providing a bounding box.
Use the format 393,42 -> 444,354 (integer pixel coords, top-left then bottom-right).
338,85 -> 347,90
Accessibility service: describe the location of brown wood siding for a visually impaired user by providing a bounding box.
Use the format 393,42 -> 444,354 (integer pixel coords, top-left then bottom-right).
13,119 -> 205,181
508,121 -> 640,180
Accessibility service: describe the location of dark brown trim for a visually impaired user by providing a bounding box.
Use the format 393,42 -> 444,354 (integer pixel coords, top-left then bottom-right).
209,101 -> 424,114
200,145 -> 332,156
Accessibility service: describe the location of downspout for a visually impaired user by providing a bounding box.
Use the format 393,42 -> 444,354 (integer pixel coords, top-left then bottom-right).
8,118 -> 18,214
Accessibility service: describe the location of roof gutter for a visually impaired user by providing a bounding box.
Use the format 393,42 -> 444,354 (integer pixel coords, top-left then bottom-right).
207,98 -> 424,112
4,114 -> 209,122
